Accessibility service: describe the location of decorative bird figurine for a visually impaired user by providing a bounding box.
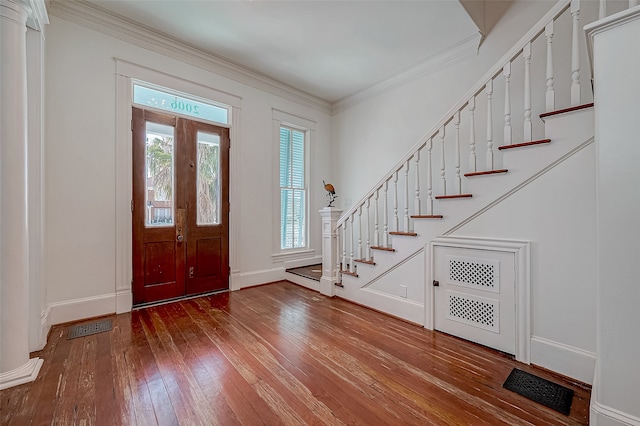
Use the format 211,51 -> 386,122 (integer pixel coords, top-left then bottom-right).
323,180 -> 337,207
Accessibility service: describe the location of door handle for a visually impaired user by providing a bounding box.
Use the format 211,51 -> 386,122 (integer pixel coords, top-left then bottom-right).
176,208 -> 185,243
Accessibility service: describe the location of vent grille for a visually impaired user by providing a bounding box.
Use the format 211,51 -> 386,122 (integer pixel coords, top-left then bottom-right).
448,256 -> 499,293
446,292 -> 499,332
67,319 -> 113,340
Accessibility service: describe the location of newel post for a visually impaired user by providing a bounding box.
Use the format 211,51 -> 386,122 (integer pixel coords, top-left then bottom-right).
319,207 -> 343,297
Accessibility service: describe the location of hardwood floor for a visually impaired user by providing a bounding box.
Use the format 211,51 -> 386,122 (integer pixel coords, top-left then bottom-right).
1,281 -> 591,425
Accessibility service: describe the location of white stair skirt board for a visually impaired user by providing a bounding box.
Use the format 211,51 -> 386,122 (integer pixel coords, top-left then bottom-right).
428,236 -> 530,364
0,358 -> 44,390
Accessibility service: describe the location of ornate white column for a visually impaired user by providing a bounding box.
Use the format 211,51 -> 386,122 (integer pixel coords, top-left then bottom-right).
0,0 -> 45,389
319,207 -> 343,297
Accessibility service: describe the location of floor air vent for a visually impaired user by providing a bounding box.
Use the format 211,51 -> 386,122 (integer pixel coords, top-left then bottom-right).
67,318 -> 113,340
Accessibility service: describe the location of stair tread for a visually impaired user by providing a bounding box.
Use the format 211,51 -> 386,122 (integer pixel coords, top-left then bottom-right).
411,215 -> 443,219
389,231 -> 418,236
540,102 -> 594,119
371,246 -> 396,252
340,270 -> 358,278
464,169 -> 508,177
498,139 -> 551,150
354,258 -> 376,265
435,194 -> 473,200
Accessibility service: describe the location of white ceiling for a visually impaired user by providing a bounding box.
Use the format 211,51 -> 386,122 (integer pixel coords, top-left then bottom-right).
84,0 -> 481,103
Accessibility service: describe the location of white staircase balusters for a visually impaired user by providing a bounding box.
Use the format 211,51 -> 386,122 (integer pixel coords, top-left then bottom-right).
440,126 -> 447,195
599,0 -> 606,20
365,199 -> 371,261
570,0 -> 581,106
469,97 -> 476,172
414,150 -> 421,216
393,170 -> 400,232
335,225 -> 341,283
545,23 -> 555,112
486,79 -> 494,169
357,206 -> 363,261
524,42 -> 532,141
341,223 -> 346,272
349,214 -> 355,273
454,111 -> 462,194
427,137 -> 434,215
404,160 -> 410,231
503,63 -> 512,146
383,180 -> 389,247
374,189 -> 380,248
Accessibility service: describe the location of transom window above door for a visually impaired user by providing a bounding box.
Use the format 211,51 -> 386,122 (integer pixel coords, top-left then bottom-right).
133,83 -> 231,126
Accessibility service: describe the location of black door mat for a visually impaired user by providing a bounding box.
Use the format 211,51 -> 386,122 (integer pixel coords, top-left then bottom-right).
67,318 -> 113,340
503,368 -> 574,415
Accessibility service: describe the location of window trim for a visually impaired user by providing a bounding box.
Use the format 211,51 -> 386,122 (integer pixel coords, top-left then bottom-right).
272,109 -> 315,259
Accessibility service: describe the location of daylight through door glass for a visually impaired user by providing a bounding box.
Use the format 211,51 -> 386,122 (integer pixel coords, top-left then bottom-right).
145,122 -> 175,227
197,131 -> 221,225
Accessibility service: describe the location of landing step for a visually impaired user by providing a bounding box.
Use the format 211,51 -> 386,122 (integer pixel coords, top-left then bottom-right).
435,194 -> 472,200
285,264 -> 322,282
340,270 -> 358,278
371,246 -> 396,252
411,215 -> 443,219
464,169 -> 508,177
389,231 -> 417,236
499,139 -> 550,150
540,102 -> 594,120
354,258 -> 376,265
334,282 -> 344,288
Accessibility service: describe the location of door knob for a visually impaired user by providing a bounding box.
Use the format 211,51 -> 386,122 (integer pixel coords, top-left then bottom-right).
177,235 -> 183,242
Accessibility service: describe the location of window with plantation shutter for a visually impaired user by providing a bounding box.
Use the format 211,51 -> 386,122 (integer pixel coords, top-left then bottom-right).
280,126 -> 306,249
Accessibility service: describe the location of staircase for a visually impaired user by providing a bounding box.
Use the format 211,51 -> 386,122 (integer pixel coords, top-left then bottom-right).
327,0 -> 630,326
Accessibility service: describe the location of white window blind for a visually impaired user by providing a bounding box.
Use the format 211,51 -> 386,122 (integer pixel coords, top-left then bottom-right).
280,126 -> 306,250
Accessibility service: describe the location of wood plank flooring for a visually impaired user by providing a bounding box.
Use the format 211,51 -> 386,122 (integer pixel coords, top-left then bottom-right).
1,281 -> 591,425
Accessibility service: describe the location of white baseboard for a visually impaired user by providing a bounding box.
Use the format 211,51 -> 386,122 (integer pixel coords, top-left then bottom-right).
38,306 -> 52,350
230,267 -> 284,291
590,375 -> 640,425
116,288 -> 132,314
48,293 -> 116,325
530,336 -> 596,384
285,272 -> 321,293
336,286 -> 424,325
0,358 -> 44,390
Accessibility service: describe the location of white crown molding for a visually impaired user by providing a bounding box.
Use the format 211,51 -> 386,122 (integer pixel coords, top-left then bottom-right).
25,0 -> 48,30
46,0 -> 332,114
331,31 -> 482,115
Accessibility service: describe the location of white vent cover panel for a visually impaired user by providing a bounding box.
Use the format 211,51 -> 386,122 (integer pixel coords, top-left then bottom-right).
446,255 -> 500,294
445,290 -> 500,333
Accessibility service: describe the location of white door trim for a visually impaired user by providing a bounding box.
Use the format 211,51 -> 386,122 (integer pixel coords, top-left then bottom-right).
427,236 -> 531,363
114,59 -> 242,313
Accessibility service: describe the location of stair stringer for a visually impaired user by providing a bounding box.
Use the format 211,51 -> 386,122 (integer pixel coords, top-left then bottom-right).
336,109 -> 594,325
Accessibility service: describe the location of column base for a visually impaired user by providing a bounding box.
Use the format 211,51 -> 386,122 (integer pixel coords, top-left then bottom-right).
320,276 -> 336,297
0,357 -> 43,390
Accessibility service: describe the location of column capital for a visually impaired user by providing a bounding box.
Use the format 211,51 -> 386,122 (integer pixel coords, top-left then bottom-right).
0,0 -> 48,30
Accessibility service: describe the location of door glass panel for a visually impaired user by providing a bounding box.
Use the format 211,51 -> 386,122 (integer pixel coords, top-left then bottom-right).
145,122 -> 175,227
197,131 -> 221,225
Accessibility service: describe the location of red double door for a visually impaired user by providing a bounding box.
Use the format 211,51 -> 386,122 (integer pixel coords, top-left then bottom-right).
132,107 -> 229,305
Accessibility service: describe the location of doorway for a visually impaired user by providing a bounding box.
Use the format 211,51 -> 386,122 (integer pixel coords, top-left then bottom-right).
132,107 -> 230,305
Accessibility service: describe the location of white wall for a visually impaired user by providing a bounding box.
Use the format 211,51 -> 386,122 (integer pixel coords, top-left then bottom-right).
44,14 -> 332,319
452,141 -> 597,383
330,0 -> 624,213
